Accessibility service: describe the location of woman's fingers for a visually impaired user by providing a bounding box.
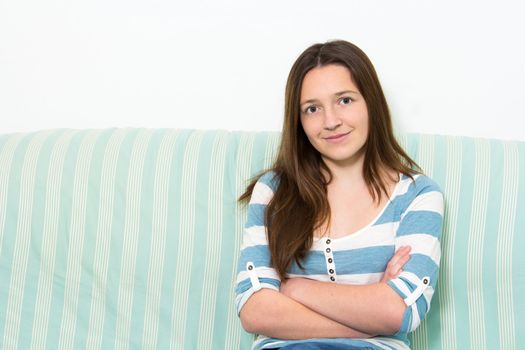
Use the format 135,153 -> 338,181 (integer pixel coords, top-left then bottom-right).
388,246 -> 411,269
394,251 -> 411,276
382,246 -> 412,282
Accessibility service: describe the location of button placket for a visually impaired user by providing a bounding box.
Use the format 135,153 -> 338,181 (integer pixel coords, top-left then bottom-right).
324,238 -> 337,283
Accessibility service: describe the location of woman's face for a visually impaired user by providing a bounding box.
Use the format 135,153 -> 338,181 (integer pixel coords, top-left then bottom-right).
299,64 -> 369,169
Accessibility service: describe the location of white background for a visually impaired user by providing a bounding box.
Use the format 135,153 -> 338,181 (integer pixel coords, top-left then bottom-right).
1,0 -> 524,141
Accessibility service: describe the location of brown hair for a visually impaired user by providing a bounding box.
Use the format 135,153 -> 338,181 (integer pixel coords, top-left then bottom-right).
239,40 -> 420,280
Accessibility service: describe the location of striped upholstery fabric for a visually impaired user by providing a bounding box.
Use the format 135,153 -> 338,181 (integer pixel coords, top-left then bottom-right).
0,128 -> 523,350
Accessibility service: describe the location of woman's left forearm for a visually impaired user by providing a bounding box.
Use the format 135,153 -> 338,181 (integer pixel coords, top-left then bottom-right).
280,278 -> 406,335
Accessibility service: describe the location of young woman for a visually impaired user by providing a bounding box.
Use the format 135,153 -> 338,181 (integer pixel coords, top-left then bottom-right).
235,40 -> 444,350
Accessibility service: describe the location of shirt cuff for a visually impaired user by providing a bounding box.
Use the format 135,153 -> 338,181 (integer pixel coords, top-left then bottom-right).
235,261 -> 280,315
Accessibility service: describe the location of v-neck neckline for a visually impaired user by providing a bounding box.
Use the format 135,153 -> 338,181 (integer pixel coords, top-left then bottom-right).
313,172 -> 403,242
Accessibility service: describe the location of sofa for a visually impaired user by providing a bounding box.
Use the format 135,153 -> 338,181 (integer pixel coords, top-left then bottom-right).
0,128 -> 523,350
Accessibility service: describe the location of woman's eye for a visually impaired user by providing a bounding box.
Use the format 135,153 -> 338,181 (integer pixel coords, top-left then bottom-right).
305,106 -> 317,114
340,97 -> 352,105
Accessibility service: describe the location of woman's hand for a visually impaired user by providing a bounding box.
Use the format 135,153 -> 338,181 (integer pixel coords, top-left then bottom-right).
280,277 -> 309,300
381,245 -> 412,283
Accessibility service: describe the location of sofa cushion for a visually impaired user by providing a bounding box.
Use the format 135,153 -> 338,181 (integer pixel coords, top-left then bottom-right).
0,128 -> 523,349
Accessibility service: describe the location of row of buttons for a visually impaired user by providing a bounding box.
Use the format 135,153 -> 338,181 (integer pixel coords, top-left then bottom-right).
324,238 -> 337,282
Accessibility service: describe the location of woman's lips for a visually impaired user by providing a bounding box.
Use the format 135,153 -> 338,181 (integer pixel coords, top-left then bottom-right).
324,131 -> 351,143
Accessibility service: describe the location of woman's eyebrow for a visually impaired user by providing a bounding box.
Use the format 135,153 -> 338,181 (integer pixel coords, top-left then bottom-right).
335,90 -> 359,96
300,90 -> 360,106
300,99 -> 316,106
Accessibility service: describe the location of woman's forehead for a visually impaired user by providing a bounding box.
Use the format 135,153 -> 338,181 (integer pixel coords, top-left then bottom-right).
300,64 -> 358,102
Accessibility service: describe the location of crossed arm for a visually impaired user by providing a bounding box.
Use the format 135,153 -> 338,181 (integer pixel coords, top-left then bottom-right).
238,174 -> 444,340
239,246 -> 412,339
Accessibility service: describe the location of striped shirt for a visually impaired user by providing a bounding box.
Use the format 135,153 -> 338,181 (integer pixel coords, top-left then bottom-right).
235,171 -> 444,350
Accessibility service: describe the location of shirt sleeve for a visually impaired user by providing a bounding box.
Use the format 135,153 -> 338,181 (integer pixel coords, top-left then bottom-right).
386,175 -> 445,334
235,172 -> 282,315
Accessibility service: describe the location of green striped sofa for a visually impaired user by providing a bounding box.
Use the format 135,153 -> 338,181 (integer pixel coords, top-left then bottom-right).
0,128 -> 523,350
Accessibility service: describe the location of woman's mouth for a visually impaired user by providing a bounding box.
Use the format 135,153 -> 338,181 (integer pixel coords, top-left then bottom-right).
324,131 -> 351,143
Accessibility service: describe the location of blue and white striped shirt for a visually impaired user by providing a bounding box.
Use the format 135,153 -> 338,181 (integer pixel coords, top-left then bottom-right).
236,171 -> 444,350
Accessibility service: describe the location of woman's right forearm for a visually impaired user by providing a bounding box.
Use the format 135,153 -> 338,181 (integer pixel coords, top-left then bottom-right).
239,289 -> 372,339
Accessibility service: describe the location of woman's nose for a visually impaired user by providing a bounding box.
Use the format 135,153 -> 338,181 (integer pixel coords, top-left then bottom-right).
323,107 -> 342,131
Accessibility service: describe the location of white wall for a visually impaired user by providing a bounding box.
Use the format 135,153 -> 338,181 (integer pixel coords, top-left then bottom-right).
1,0 -> 524,141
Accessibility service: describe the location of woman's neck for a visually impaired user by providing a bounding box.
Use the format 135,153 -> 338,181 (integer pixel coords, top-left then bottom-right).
322,158 -> 398,194
321,153 -> 366,188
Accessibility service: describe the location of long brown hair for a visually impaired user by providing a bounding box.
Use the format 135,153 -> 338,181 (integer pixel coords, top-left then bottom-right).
239,40 -> 420,280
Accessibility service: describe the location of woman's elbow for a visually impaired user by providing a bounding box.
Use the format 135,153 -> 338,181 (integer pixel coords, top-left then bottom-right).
238,289 -> 275,334
239,307 -> 258,333
380,297 -> 407,335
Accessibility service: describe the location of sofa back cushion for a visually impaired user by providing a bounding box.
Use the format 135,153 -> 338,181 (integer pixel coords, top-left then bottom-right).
0,128 -> 523,349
